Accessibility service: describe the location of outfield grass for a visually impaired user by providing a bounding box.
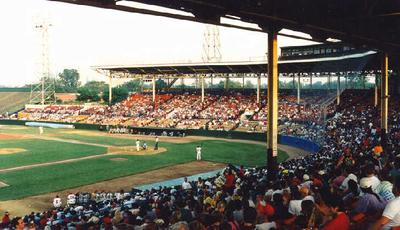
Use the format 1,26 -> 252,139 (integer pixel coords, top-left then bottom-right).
0,126 -> 289,200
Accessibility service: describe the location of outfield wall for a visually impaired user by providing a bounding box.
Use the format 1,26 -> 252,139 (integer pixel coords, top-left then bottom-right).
0,119 -> 321,153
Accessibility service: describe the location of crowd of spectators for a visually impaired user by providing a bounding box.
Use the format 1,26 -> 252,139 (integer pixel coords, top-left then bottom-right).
252,95 -> 327,125
16,90 -> 337,135
20,105 -> 84,123
3,90 -> 400,229
200,93 -> 261,131
150,93 -> 217,129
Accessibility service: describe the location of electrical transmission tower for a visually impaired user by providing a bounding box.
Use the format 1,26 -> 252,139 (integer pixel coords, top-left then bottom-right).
30,17 -> 55,105
202,25 -> 222,63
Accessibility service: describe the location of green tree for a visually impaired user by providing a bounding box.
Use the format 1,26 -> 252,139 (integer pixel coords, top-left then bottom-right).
227,80 -> 242,88
84,81 -> 108,92
122,80 -> 141,92
57,69 -> 80,92
156,79 -> 167,90
77,86 -> 101,102
102,86 -> 129,104
244,80 -> 255,88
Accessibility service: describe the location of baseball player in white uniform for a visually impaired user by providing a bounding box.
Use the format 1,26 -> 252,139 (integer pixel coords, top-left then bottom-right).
196,145 -> 202,161
136,139 -> 140,152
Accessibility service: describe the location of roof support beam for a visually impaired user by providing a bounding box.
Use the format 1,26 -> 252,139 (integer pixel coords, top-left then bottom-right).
381,53 -> 389,151
108,71 -> 113,105
267,30 -> 279,180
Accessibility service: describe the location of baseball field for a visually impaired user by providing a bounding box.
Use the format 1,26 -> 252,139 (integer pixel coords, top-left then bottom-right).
0,125 -> 290,204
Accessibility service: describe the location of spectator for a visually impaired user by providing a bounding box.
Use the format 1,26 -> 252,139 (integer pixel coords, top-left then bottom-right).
53,195 -> 62,209
370,178 -> 400,230
182,177 -> 192,190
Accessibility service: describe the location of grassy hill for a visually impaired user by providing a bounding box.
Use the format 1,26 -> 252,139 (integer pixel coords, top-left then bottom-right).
0,92 -> 30,114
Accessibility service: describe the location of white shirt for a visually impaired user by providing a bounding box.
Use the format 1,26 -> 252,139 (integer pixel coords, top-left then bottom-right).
300,180 -> 313,189
67,194 -> 76,205
182,181 -> 192,190
382,197 -> 400,230
204,181 -> 212,188
340,173 -> 358,191
288,200 -> 302,216
256,222 -> 277,230
369,175 -> 381,193
115,192 -> 123,201
371,128 -> 376,135
288,196 -> 315,216
53,197 -> 62,208
196,147 -> 202,154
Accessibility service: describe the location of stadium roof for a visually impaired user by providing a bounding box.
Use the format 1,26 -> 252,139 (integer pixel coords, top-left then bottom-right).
50,0 -> 400,55
94,50 -> 384,77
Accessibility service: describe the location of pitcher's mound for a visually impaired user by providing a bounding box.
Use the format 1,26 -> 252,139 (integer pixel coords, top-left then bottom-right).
107,146 -> 167,155
0,148 -> 26,155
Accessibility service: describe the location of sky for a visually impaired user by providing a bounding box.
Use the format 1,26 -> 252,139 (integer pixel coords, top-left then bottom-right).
0,0 -> 316,87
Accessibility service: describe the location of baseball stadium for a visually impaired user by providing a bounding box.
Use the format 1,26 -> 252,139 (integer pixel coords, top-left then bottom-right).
1,0 -> 400,229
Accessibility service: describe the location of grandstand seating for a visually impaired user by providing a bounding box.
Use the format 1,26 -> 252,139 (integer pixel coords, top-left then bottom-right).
14,90 -> 334,134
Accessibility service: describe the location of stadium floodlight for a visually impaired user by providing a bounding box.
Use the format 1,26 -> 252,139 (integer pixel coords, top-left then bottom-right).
30,15 -> 55,105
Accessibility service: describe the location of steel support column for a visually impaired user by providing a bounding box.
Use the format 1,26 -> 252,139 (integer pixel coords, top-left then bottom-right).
297,74 -> 301,104
267,31 -> 278,180
257,76 -> 261,104
292,75 -> 295,89
225,77 -> 229,91
381,53 -> 389,150
201,75 -> 205,103
108,73 -> 112,105
140,77 -> 144,93
152,76 -> 156,103
375,74 -> 379,107
337,74 -> 341,105
310,75 -> 313,90
362,74 -> 366,89
328,74 -> 331,90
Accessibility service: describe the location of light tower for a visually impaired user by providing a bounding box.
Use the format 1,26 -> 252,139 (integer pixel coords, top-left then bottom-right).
30,17 -> 55,105
202,25 -> 222,87
202,25 -> 222,62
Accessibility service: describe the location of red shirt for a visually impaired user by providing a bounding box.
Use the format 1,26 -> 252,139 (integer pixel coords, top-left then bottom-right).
225,174 -> 235,188
2,214 -> 9,224
321,212 -> 350,230
256,202 -> 275,217
238,169 -> 245,177
103,216 -> 112,225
